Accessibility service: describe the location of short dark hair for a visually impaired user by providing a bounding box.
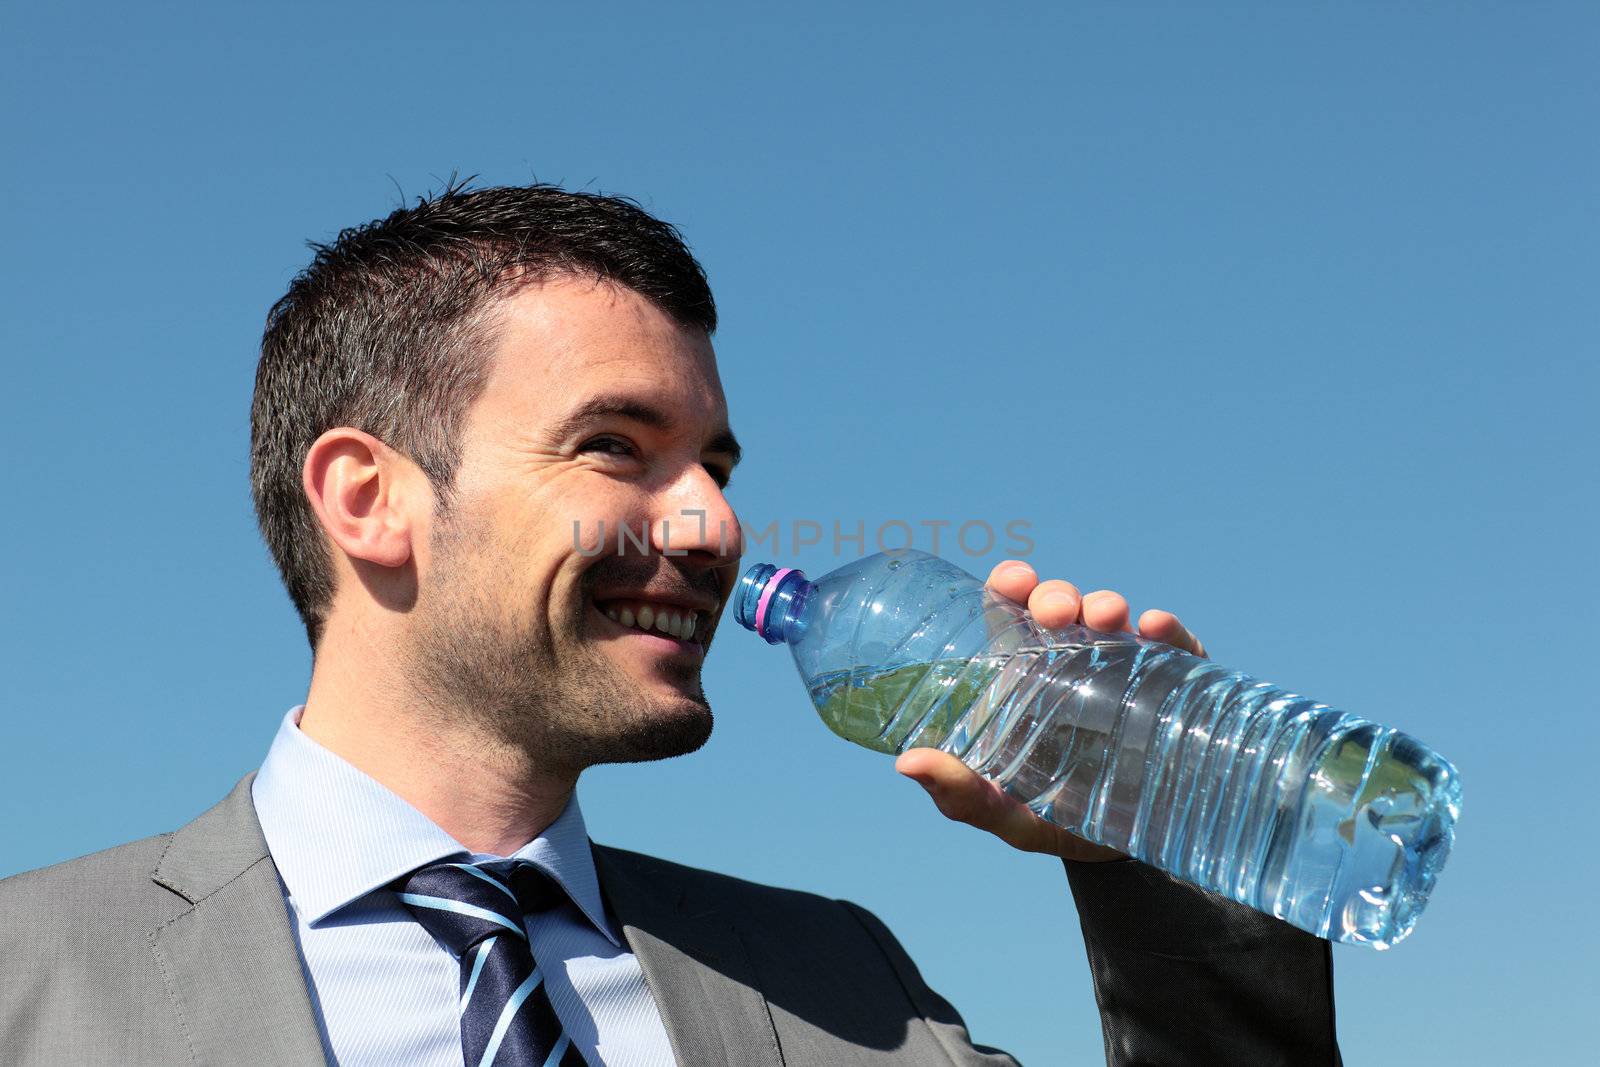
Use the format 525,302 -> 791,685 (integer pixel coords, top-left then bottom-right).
250,180 -> 717,650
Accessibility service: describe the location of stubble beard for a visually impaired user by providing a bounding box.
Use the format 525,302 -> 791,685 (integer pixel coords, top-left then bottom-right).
406,515 -> 714,778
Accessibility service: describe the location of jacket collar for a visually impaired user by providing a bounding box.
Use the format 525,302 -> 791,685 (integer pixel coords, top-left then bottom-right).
150,772 -> 331,1066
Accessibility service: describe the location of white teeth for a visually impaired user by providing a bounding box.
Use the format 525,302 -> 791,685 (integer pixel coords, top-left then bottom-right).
603,600 -> 700,640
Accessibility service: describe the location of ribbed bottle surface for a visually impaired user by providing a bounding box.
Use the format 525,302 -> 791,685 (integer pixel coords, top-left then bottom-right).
806,630 -> 1459,948
750,551 -> 1462,949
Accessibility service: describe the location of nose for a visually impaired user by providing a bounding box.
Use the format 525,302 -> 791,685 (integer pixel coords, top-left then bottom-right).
652,467 -> 743,569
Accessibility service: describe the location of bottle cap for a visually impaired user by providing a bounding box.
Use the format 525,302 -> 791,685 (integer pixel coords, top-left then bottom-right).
735,562 -> 811,643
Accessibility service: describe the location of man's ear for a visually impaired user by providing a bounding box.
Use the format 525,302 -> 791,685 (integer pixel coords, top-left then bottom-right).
302,428 -> 422,570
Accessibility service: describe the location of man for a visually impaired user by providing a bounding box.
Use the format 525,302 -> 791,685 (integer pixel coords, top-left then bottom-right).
0,184 -> 1340,1065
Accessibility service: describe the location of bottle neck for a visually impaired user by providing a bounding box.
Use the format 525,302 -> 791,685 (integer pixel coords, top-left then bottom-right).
735,563 -> 813,644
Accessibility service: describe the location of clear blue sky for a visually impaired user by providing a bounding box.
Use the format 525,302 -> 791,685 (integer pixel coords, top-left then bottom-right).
3,3 -> 1594,1063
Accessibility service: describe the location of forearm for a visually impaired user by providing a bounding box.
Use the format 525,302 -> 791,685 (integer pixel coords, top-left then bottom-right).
1064,858 -> 1342,1067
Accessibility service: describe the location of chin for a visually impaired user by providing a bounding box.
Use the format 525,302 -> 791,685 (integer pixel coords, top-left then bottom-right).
590,701 -> 713,766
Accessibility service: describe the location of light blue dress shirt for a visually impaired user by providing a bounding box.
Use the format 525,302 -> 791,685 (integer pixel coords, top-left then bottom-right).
251,706 -> 677,1066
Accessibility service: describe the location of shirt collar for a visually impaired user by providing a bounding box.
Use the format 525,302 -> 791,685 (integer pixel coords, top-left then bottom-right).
251,706 -> 618,946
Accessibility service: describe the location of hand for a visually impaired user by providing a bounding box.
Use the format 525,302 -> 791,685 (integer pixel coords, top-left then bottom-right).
895,559 -> 1208,864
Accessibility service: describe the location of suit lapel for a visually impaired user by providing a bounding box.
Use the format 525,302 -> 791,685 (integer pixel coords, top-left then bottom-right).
593,844 -> 783,1067
150,773 -> 329,1066
145,776 -> 787,1066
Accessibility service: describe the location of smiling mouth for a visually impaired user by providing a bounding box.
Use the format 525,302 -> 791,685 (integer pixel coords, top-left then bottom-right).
591,598 -> 709,651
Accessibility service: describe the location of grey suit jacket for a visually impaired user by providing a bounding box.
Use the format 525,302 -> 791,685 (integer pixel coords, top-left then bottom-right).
0,774 -> 1340,1065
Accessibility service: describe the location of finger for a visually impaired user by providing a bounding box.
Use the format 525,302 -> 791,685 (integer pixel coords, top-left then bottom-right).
985,560 -> 1038,605
1137,609 -> 1207,657
896,749 -> 1126,861
1026,579 -> 1082,629
1081,589 -> 1132,633
897,749 -> 1057,851
896,749 -> 1010,828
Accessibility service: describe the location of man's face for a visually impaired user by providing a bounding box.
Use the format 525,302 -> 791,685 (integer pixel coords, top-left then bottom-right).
404,276 -> 743,776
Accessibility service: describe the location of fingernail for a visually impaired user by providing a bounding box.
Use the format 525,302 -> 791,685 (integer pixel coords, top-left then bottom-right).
1043,592 -> 1076,613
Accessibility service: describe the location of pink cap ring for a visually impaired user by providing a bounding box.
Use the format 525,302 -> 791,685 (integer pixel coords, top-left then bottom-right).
754,567 -> 797,640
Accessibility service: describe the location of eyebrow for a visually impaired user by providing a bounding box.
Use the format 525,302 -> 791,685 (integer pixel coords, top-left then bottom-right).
550,393 -> 742,467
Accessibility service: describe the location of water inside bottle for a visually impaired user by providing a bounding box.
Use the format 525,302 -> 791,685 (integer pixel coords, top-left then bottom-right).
807,658 -> 1004,754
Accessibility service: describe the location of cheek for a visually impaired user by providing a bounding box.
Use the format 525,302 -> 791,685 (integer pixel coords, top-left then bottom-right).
561,493 -> 656,553
450,514 -> 554,622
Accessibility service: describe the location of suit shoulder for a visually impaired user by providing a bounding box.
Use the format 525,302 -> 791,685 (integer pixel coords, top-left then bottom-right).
0,831 -> 179,913
0,831 -> 194,989
593,844 -> 1016,1063
594,843 -> 851,918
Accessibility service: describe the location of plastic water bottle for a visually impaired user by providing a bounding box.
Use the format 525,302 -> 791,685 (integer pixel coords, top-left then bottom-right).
735,549 -> 1461,949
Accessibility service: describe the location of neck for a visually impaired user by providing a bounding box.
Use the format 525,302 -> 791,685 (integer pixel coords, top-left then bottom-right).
298,618 -> 576,857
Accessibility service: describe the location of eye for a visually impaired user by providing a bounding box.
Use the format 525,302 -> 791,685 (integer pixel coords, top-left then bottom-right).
706,463 -> 733,490
578,435 -> 638,459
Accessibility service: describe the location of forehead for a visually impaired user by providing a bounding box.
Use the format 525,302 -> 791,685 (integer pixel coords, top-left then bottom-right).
476,275 -> 726,428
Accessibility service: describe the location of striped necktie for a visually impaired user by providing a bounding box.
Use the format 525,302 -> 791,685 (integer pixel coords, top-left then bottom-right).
396,859 -> 587,1067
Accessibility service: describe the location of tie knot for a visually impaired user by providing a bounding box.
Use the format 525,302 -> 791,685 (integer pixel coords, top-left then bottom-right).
394,860 -> 561,957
